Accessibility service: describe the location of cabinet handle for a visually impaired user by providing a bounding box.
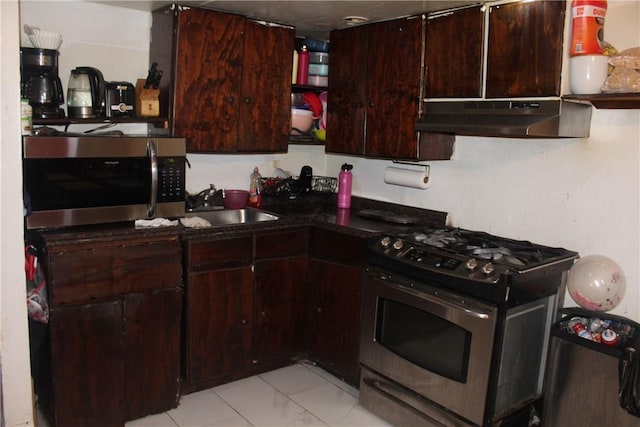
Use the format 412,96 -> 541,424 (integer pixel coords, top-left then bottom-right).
260,311 -> 267,317
352,102 -> 363,108
241,319 -> 248,325
368,101 -> 375,108
316,307 -> 322,314
244,97 -> 252,104
227,96 -> 235,104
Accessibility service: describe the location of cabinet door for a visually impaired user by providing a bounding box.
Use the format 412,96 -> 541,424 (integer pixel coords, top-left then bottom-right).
186,267 -> 253,386
254,256 -> 308,364
365,16 -> 424,159
173,9 -> 245,152
426,7 -> 484,98
237,20 -> 294,153
307,260 -> 363,385
50,302 -> 124,427
486,0 -> 565,98
124,288 -> 182,420
325,24 -> 369,156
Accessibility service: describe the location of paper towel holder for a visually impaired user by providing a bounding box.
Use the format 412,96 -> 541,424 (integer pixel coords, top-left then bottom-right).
392,160 -> 430,185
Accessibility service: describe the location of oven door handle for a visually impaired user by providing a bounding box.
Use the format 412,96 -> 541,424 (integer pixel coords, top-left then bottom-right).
372,272 -> 491,320
146,138 -> 158,218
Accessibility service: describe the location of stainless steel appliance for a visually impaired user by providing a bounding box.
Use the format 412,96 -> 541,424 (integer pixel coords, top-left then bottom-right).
20,47 -> 65,119
359,228 -> 578,426
67,67 -> 106,118
23,135 -> 186,229
415,100 -> 593,138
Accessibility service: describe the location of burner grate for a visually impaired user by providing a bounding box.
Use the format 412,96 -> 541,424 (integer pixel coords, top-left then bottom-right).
411,228 -> 567,269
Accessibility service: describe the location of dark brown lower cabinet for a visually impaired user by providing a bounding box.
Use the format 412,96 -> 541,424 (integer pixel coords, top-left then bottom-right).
37,236 -> 183,427
50,301 -> 125,427
254,256 -> 308,364
186,266 -> 254,385
183,228 -> 309,392
124,288 -> 182,420
307,228 -> 366,385
36,223 -> 368,424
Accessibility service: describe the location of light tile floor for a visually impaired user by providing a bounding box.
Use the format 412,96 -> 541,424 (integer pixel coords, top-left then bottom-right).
124,361 -> 392,427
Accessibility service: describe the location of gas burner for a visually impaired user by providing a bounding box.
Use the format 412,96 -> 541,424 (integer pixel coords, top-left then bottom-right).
409,228 -> 554,269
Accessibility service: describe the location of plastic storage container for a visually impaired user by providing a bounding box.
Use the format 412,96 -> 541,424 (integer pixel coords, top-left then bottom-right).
309,52 -> 329,64
304,38 -> 330,53
308,75 -> 328,87
308,52 -> 329,87
570,0 -> 607,56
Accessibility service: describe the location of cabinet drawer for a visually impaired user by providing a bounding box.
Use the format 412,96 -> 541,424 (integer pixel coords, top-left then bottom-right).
188,236 -> 253,271
255,228 -> 308,259
310,228 -> 367,266
48,239 -> 182,306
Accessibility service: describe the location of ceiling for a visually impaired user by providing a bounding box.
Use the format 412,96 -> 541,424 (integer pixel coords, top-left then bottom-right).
94,1 -> 481,38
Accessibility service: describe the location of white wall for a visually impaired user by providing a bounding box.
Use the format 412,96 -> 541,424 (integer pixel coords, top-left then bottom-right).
1,1 -> 35,426
4,1 -> 639,424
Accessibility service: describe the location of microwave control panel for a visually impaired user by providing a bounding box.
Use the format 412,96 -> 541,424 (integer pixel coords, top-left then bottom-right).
157,157 -> 185,202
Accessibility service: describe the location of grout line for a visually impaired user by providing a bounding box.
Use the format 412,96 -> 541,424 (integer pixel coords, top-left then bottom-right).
207,387 -> 256,427
298,360 -> 360,398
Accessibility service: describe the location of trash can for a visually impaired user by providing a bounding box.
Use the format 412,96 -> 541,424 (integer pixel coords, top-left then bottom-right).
543,308 -> 640,427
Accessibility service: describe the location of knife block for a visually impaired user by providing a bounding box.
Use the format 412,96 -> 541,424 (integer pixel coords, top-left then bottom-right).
135,79 -> 160,117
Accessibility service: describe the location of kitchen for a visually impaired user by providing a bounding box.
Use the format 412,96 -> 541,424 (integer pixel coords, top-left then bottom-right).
1,0 -> 639,426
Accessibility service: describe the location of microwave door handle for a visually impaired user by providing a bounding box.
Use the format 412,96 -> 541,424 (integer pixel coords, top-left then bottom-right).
147,139 -> 158,217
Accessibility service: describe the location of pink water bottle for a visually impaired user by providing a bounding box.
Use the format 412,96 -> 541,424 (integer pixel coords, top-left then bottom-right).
337,163 -> 353,208
297,46 -> 309,86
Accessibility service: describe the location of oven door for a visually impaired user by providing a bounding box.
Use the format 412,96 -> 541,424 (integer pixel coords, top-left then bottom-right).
360,268 -> 497,426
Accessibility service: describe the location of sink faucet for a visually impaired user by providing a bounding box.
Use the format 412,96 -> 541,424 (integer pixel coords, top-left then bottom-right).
203,184 -> 224,207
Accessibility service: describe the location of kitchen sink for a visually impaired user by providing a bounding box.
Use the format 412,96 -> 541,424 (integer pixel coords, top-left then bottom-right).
185,208 -> 281,226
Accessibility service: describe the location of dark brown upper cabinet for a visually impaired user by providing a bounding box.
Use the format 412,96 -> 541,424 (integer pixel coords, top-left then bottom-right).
326,16 -> 452,160
486,0 -> 565,98
150,7 -> 294,153
425,6 -> 485,98
425,0 -> 566,99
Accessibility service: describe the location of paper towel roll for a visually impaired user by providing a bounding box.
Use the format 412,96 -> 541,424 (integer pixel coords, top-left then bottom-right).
384,166 -> 429,189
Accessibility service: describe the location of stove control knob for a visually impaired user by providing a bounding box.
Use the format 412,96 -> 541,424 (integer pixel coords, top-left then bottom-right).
380,236 -> 392,248
481,262 -> 495,276
392,240 -> 404,250
465,258 -> 479,271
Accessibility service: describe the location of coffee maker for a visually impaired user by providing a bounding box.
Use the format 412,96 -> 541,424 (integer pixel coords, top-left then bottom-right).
20,47 -> 65,119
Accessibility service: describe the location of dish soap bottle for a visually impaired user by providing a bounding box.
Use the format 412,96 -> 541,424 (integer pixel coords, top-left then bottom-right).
337,163 -> 353,209
248,166 -> 263,208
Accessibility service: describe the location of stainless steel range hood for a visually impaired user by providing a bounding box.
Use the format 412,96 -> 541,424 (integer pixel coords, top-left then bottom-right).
416,100 -> 592,138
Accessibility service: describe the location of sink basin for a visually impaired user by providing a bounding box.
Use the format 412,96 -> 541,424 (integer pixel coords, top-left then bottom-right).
185,208 -> 281,226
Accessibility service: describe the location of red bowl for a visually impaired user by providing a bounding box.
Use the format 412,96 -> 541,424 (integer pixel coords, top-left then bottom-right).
223,189 -> 249,209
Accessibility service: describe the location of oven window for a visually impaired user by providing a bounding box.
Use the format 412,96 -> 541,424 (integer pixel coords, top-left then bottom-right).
376,298 -> 471,382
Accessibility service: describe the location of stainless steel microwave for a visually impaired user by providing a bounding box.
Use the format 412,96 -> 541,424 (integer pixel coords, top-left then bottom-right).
23,136 -> 186,229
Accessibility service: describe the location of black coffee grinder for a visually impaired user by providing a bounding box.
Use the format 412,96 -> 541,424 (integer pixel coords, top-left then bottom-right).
20,47 -> 65,119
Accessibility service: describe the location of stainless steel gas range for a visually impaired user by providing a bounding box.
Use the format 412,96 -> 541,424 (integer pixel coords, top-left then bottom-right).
359,228 -> 578,427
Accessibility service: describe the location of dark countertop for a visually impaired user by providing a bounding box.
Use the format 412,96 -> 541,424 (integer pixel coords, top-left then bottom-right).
29,194 -> 448,245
